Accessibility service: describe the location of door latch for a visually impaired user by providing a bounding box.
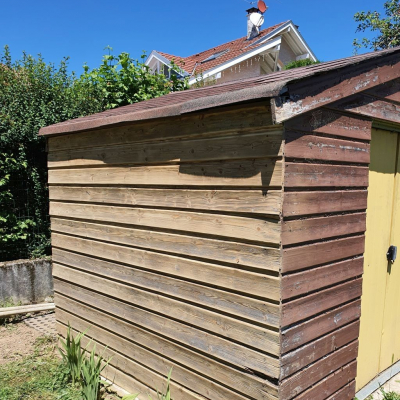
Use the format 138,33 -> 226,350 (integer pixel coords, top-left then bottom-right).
387,246 -> 397,263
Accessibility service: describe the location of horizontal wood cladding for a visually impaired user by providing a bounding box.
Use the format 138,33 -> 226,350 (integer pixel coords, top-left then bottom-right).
284,163 -> 368,188
282,213 -> 366,246
326,381 -> 356,400
282,190 -> 367,217
48,131 -> 283,169
54,280 -> 280,378
50,218 -> 281,271
52,247 -> 280,327
48,158 -> 283,188
279,341 -> 358,400
280,321 -> 360,379
56,305 -> 279,400
330,94 -> 400,125
281,258 -> 364,300
53,263 -> 280,353
52,234 -> 280,300
47,102 -> 275,152
281,300 -> 362,353
364,78 -> 400,103
50,202 -> 280,245
285,132 -> 370,164
49,186 -> 282,215
284,109 -> 372,140
281,279 -> 362,327
282,235 -> 365,273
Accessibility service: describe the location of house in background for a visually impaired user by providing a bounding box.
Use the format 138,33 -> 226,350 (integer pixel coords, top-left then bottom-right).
145,9 -> 317,85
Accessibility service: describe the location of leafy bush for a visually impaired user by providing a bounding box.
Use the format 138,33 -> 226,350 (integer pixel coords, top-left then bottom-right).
284,59 -> 321,70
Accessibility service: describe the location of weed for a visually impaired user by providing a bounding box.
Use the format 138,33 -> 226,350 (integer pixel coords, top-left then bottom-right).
0,298 -> 21,308
380,388 -> 400,400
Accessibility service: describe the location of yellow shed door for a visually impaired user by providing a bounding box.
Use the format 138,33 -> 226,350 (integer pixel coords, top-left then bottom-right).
357,127 -> 400,390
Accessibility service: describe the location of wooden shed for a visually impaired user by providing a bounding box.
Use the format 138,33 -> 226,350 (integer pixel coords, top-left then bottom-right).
40,47 -> 400,400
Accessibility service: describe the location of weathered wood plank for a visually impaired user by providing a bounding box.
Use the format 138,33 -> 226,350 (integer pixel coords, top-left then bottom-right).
52,234 -> 280,300
274,52 -> 400,123
282,279 -> 362,327
282,213 -> 366,246
282,236 -> 365,273
284,109 -> 372,140
48,131 -> 283,168
49,186 -> 282,215
282,190 -> 368,218
50,218 -> 281,271
50,202 -> 280,244
54,283 -> 280,377
281,258 -> 364,300
56,303 -> 278,399
280,341 -> 358,399
48,159 -> 283,187
280,321 -> 360,379
364,78 -> 400,103
52,248 -> 280,327
57,318 -> 250,400
285,163 -> 369,188
47,102 -> 275,151
285,132 -> 370,164
53,263 -> 280,352
326,381 -> 356,400
331,94 -> 400,125
293,361 -> 357,400
281,300 -> 361,353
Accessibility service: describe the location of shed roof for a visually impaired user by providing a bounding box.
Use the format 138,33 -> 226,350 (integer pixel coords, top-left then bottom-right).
40,47 -> 400,137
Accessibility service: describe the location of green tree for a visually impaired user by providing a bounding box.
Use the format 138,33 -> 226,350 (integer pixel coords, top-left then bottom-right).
284,59 -> 320,70
353,0 -> 400,51
79,47 -> 189,110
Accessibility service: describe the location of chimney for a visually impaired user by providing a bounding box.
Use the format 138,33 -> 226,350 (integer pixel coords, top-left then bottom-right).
247,7 -> 260,40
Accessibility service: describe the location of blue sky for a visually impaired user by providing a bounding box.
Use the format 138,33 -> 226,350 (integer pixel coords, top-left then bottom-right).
0,0 -> 385,74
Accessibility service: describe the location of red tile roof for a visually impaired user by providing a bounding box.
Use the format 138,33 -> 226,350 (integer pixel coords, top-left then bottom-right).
40,47 -> 400,137
157,21 -> 288,75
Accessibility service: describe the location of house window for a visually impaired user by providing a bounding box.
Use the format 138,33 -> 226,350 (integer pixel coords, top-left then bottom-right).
201,49 -> 229,64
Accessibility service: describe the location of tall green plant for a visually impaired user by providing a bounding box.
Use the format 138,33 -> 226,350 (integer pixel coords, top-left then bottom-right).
79,47 -> 189,110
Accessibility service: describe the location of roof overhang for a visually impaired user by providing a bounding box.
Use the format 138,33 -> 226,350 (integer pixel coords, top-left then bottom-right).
188,37 -> 282,85
145,51 -> 190,76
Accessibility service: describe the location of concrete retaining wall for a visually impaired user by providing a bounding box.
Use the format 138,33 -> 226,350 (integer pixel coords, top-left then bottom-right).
0,258 -> 53,305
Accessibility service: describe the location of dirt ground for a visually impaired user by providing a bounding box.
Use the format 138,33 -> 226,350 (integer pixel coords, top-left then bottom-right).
0,322 -> 42,365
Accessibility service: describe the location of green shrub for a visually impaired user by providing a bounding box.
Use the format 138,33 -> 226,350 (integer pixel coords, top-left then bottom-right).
284,59 -> 321,70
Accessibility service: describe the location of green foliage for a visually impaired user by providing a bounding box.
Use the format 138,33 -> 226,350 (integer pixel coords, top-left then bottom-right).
284,59 -> 321,70
353,0 -> 400,51
379,388 -> 400,400
81,345 -> 111,400
0,335 -> 81,400
58,323 -> 87,385
80,47 -> 189,110
0,46 -> 102,261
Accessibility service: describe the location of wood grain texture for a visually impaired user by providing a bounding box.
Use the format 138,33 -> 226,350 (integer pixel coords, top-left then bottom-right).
282,235 -> 365,273
282,213 -> 366,246
49,186 -> 283,215
47,102 -> 275,152
52,234 -> 280,300
57,318 -> 251,400
284,109 -> 372,140
50,218 -> 281,271
285,163 -> 368,188
293,361 -> 357,400
281,258 -> 364,300
282,279 -> 362,326
50,202 -> 280,244
285,132 -> 370,164
55,301 -> 279,399
280,341 -> 358,399
48,131 -> 283,168
48,158 -> 283,187
54,282 -> 280,377
281,300 -> 362,353
282,190 -> 368,217
364,78 -> 400,103
280,322 -> 360,379
53,263 -> 280,352
331,94 -> 400,125
326,381 -> 356,400
52,248 -> 280,327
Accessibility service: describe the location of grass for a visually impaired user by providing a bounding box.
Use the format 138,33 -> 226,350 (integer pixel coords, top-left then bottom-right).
0,335 -> 81,400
